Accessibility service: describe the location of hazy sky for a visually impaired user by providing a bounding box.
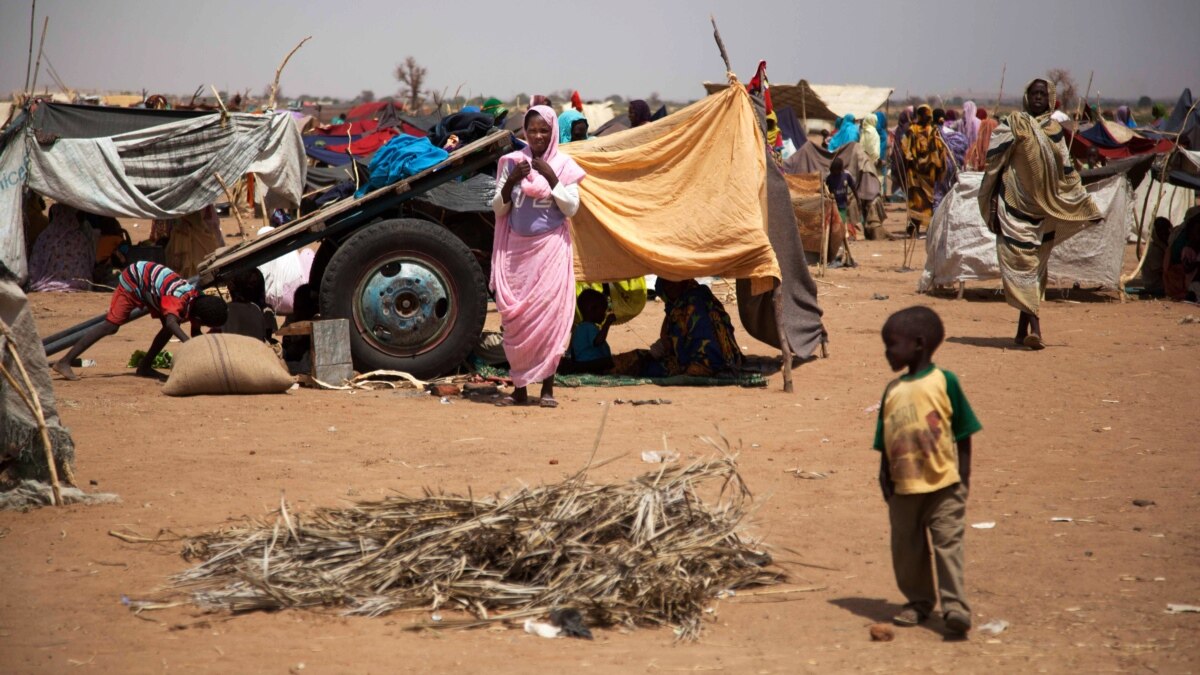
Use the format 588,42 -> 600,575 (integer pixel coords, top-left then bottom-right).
1,0 -> 1197,103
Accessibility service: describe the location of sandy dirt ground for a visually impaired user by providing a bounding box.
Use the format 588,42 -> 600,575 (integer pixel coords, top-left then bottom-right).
2,208 -> 1198,674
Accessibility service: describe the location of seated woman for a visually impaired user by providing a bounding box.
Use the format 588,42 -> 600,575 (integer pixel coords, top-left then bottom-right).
27,204 -> 96,292
1164,212 -> 1200,302
615,278 -> 743,378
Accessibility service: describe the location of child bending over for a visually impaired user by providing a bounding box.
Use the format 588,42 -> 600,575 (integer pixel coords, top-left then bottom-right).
53,261 -> 227,381
873,306 -> 982,637
561,289 -> 615,375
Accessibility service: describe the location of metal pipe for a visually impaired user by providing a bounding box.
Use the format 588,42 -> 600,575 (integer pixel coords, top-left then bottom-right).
43,309 -> 147,357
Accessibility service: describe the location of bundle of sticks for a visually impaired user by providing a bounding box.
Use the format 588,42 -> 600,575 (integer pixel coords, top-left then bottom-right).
166,451 -> 783,640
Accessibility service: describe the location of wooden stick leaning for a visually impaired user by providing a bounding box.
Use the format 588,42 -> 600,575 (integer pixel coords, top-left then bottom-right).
267,36 -> 312,111
709,15 -> 733,75
213,172 -> 250,239
256,173 -> 270,231
0,320 -> 62,506
1134,176 -> 1155,260
994,63 -> 1006,115
819,184 -> 829,276
1066,70 -> 1094,162
710,14 -> 792,392
23,0 -> 36,94
29,16 -> 48,95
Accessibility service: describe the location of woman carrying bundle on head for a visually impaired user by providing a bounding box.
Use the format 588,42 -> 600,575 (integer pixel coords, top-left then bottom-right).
491,106 -> 587,408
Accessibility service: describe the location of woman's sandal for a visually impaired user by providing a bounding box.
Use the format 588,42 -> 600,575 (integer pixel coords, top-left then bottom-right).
539,396 -> 559,409
1022,334 -> 1046,351
495,395 -> 530,407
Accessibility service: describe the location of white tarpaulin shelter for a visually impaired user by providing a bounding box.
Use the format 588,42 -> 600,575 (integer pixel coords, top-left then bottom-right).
0,103 -> 305,281
1131,175 -> 1193,240
919,172 -> 1134,292
807,84 -> 894,120
559,102 -> 616,131
703,80 -> 892,123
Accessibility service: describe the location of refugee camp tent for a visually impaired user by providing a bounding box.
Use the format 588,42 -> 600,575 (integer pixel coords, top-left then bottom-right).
703,80 -> 892,123
1063,120 -> 1173,161
561,84 -> 826,360
559,102 -> 616,131
919,172 -> 1134,293
0,102 -> 306,280
1143,88 -> 1200,150
594,115 -> 628,136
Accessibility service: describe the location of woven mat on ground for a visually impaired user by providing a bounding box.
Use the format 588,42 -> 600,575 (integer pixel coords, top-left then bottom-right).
470,359 -> 767,388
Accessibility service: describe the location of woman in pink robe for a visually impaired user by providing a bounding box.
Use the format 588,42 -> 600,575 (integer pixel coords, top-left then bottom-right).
490,106 -> 586,408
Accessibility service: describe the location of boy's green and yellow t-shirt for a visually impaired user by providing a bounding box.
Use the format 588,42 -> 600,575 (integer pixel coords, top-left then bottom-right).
872,364 -> 981,495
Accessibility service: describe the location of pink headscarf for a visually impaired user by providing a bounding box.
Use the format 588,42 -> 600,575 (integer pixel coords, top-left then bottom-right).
501,105 -> 586,200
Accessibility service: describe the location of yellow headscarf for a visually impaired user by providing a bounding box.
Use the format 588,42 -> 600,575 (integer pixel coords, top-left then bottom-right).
766,111 -> 780,147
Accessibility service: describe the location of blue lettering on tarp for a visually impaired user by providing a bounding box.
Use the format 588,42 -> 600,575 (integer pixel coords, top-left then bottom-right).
0,166 -> 27,192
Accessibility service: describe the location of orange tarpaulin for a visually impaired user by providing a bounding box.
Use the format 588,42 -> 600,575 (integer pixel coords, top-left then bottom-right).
562,85 -> 780,293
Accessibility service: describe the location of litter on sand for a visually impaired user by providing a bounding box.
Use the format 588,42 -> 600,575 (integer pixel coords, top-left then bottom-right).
1166,604 -> 1200,614
1050,517 -> 1073,522
147,452 -> 782,640
640,450 -> 679,463
614,398 -> 672,406
524,619 -> 561,638
977,619 -> 1009,636
971,521 -> 996,530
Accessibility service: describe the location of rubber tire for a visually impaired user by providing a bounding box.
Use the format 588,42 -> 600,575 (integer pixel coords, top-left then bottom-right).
318,218 -> 487,379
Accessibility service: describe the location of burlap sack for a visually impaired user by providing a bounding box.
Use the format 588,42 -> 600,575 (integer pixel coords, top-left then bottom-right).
163,334 -> 293,396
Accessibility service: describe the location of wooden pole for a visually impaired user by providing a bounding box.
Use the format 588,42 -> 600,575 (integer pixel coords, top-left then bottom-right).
29,16 -> 48,95
213,172 -> 250,239
710,14 -> 791,392
801,86 -> 808,132
210,85 -> 229,128
23,0 -> 36,94
1134,173 -> 1155,258
268,36 -> 312,111
1066,71 -> 1094,160
994,63 -> 1006,117
257,173 -> 270,231
709,15 -> 733,76
0,321 -> 62,506
774,286 -> 793,394
818,185 -> 829,276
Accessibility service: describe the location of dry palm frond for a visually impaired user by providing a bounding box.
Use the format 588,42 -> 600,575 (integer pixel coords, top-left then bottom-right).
164,451 -> 781,640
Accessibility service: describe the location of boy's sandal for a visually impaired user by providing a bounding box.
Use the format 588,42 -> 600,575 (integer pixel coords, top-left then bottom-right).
892,607 -> 928,626
944,610 -> 972,636
539,396 -> 559,409
1022,334 -> 1046,351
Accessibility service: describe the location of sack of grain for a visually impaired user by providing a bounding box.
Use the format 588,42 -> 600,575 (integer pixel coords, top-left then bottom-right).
163,334 -> 293,396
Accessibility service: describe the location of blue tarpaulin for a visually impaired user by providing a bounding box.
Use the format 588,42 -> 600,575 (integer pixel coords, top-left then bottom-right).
356,134 -> 448,197
303,133 -> 364,167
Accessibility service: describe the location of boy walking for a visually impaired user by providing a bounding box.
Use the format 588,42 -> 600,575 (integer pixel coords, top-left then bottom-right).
873,306 -> 981,637
53,261 -> 227,381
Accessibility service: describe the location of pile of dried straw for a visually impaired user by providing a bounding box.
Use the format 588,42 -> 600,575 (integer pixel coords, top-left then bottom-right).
168,452 -> 782,639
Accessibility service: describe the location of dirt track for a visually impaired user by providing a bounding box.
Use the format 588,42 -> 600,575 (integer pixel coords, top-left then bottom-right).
2,211 -> 1198,673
